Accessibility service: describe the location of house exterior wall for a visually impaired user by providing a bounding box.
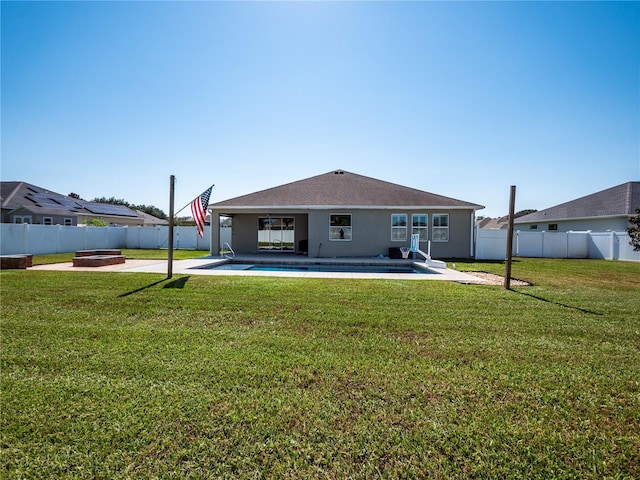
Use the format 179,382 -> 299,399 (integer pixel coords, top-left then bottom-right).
75,213 -> 144,227
515,216 -> 631,233
309,209 -> 474,258
213,208 -> 475,259
214,212 -> 309,255
7,207 -> 77,226
6,208 -> 146,227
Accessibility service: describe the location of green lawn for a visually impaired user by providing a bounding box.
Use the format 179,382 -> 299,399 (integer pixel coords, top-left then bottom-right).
31,248 -> 208,265
1,258 -> 639,479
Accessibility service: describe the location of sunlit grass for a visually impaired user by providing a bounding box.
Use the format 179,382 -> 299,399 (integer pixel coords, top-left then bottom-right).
31,248 -> 207,265
1,259 -> 639,478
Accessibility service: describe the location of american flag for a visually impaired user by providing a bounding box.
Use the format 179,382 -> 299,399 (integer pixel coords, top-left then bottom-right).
190,186 -> 212,238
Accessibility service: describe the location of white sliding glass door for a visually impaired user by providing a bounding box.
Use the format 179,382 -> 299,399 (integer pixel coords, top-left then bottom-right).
258,217 -> 295,251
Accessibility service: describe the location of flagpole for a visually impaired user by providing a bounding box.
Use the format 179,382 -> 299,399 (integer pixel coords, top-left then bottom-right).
504,185 -> 516,290
168,175 -> 175,279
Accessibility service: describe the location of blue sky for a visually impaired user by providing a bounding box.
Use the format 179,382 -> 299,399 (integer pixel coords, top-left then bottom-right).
2,1 -> 638,218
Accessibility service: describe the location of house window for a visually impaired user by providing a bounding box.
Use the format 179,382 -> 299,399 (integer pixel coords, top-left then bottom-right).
258,217 -> 295,251
412,214 -> 428,242
43,217 -> 53,225
433,214 -> 449,242
330,214 -> 351,241
63,218 -> 73,226
548,224 -> 558,231
530,225 -> 538,230
13,215 -> 32,224
391,214 -> 408,242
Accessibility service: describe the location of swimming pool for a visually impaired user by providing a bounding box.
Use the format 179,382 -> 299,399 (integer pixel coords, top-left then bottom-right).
200,262 -> 432,274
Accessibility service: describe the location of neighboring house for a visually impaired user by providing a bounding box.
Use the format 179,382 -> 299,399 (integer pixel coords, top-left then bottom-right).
515,181 -> 639,232
135,209 -> 169,226
476,216 -> 509,229
1,181 -> 147,226
209,169 -> 484,258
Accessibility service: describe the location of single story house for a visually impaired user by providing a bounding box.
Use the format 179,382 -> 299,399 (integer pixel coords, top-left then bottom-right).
135,209 -> 169,226
1,181 -> 149,226
209,170 -> 484,259
515,181 -> 639,232
476,216 -> 509,230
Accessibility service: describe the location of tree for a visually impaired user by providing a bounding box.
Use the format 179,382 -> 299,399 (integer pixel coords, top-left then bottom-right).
91,197 -> 129,206
83,218 -> 109,227
175,216 -> 195,226
135,204 -> 168,220
627,208 -> 640,251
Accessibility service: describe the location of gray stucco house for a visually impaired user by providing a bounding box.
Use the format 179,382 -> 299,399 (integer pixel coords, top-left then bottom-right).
209,170 -> 484,259
1,181 -> 155,226
515,181 -> 639,232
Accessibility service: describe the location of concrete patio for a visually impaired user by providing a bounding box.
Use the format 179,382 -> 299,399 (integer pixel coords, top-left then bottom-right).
30,254 -> 490,283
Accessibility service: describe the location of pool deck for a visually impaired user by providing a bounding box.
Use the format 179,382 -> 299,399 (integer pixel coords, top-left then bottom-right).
29,254 -> 490,283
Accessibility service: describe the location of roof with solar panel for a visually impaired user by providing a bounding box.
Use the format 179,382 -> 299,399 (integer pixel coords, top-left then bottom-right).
1,181 -> 144,222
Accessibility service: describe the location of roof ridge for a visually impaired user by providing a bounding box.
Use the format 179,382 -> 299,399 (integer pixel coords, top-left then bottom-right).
625,181 -> 636,213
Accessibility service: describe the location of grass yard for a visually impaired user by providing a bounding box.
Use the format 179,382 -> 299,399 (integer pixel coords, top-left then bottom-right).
1,258 -> 639,479
31,248 -> 208,265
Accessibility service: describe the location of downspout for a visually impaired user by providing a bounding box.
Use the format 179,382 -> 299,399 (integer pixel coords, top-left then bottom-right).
471,210 -> 476,258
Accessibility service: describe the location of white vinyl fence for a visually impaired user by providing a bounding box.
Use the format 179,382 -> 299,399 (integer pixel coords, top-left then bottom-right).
0,224 -> 218,255
475,228 -> 640,262
1,223 -> 638,262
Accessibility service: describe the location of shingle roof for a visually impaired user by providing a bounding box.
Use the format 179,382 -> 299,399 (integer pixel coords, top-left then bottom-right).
135,209 -> 169,225
211,170 -> 483,209
476,217 -> 508,229
515,182 -> 640,223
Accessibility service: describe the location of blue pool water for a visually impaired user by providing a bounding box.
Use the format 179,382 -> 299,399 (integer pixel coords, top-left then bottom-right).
204,262 -> 431,274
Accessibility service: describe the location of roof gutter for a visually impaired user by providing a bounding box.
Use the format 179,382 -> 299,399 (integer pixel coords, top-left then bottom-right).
209,205 -> 484,211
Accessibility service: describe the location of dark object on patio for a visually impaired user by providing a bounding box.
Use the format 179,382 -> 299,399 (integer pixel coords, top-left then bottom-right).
0,254 -> 33,269
74,249 -> 122,257
73,249 -> 125,267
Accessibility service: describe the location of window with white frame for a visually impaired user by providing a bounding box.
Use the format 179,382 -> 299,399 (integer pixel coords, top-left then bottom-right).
43,217 -> 53,225
391,214 -> 408,241
13,215 -> 32,224
412,214 -> 428,242
432,214 -> 449,242
330,214 -> 352,241
64,218 -> 73,226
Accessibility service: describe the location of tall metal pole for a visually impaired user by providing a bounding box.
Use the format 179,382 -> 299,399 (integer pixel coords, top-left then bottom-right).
168,175 -> 175,279
504,185 -> 516,289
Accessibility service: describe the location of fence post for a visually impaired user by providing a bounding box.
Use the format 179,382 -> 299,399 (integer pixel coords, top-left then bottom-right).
23,223 -> 29,254
610,231 -> 615,260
